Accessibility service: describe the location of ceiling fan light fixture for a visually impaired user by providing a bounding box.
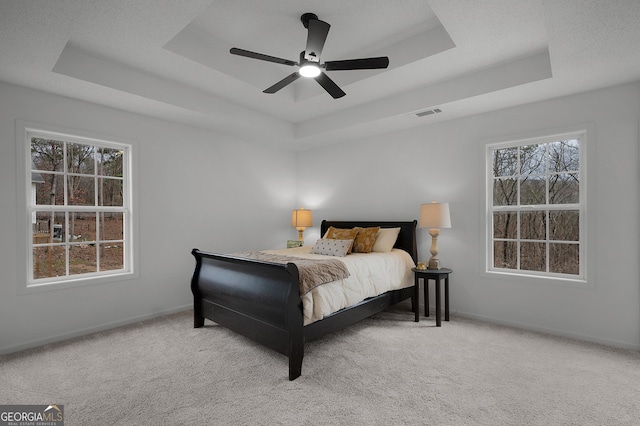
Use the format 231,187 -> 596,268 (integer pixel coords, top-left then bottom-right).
299,63 -> 321,78
229,13 -> 389,98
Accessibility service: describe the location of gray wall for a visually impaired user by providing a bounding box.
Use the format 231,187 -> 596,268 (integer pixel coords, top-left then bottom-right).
2,79 -> 639,354
0,82 -> 296,353
297,82 -> 640,350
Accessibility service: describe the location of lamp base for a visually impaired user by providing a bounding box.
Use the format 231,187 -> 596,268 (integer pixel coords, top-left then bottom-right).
296,227 -> 306,245
428,258 -> 441,270
427,228 -> 441,270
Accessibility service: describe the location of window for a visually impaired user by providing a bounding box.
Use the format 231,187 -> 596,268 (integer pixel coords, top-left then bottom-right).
487,132 -> 584,280
21,124 -> 135,289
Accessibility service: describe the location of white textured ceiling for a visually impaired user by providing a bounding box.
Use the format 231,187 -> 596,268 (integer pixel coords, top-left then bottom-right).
1,0 -> 640,150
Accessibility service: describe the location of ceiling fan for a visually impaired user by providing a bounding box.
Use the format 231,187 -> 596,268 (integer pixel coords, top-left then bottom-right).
230,12 -> 390,99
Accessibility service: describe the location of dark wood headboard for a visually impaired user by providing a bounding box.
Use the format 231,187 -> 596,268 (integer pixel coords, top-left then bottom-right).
320,220 -> 418,263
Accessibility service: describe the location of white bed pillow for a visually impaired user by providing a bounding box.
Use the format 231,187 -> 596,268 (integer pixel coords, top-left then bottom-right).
372,227 -> 401,252
310,238 -> 353,257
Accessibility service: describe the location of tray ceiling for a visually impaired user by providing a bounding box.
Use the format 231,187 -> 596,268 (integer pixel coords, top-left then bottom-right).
1,0 -> 639,150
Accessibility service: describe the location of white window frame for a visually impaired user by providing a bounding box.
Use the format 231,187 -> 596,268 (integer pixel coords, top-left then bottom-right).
16,121 -> 138,293
486,130 -> 587,282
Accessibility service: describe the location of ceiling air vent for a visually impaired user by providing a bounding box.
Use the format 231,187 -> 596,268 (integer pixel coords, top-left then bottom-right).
415,108 -> 442,117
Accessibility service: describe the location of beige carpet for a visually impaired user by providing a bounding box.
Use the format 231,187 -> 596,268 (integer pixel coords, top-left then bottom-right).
1,300 -> 639,425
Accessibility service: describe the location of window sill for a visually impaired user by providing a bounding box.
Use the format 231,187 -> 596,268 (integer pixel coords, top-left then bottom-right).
20,270 -> 138,295
482,269 -> 591,289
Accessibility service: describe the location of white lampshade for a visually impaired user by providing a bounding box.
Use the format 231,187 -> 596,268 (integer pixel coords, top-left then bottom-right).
419,202 -> 451,229
291,208 -> 313,228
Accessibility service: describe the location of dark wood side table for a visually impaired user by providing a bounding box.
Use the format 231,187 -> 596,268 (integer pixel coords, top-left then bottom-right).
412,267 -> 452,326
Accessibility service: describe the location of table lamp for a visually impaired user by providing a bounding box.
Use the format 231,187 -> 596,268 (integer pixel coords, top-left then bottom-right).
419,201 -> 451,269
291,208 -> 313,244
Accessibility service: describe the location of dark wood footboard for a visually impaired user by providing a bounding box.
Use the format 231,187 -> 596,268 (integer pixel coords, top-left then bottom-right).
191,250 -> 305,380
191,220 -> 417,380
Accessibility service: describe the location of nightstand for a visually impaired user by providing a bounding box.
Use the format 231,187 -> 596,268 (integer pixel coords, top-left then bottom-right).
411,267 -> 452,326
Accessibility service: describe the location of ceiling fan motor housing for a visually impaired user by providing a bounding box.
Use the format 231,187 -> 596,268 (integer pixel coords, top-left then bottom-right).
301,13 -> 319,28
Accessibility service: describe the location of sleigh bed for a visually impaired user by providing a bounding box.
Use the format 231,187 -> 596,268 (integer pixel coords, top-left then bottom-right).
190,220 -> 417,380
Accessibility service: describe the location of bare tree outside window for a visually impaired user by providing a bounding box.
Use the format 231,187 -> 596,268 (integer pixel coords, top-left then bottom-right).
489,136 -> 583,278
29,134 -> 129,283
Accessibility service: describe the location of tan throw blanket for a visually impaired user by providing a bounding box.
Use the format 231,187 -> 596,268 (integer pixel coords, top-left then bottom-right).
233,251 -> 350,295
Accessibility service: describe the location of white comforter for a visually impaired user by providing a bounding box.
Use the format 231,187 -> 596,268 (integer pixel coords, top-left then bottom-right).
263,246 -> 415,325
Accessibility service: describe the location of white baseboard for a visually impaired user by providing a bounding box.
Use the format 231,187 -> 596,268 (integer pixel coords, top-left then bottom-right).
0,304 -> 192,356
455,310 -> 640,351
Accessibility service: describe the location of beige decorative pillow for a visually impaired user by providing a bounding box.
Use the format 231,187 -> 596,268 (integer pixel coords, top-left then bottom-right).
310,239 -> 353,257
324,227 -> 359,253
372,227 -> 401,252
352,227 -> 380,253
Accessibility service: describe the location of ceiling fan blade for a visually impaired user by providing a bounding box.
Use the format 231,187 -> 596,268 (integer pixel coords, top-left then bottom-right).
315,72 -> 345,99
230,47 -> 297,66
324,56 -> 390,71
263,72 -> 301,94
304,19 -> 330,62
